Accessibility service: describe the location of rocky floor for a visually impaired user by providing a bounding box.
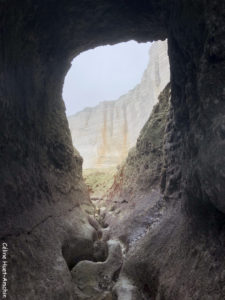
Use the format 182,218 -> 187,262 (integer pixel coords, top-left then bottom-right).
70,188 -> 165,300
71,195 -> 151,300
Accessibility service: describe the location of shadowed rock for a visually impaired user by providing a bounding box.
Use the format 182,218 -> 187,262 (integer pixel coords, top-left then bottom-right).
0,1 -> 225,299
71,240 -> 123,299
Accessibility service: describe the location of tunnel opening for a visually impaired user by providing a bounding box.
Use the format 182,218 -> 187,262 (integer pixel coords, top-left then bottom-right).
62,40 -> 170,205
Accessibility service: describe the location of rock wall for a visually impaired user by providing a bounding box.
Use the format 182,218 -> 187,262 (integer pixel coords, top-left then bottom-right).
103,84 -> 170,245
105,83 -> 225,300
68,40 -> 169,169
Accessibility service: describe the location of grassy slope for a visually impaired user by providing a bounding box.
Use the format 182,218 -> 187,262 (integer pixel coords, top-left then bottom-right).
83,167 -> 117,199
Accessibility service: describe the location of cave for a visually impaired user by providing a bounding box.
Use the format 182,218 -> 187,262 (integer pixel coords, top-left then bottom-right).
1,1 -> 225,299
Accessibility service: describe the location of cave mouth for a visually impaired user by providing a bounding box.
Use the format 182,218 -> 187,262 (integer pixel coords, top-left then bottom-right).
62,40 -> 170,202
63,41 -> 152,200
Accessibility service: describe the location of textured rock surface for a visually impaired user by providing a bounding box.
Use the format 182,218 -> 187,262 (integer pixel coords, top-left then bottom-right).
103,85 -> 170,246
0,1 -> 225,299
105,83 -> 225,299
72,239 -> 123,299
68,40 -> 169,169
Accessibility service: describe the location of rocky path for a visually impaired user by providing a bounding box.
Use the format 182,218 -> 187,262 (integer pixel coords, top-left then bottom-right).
71,202 -> 144,300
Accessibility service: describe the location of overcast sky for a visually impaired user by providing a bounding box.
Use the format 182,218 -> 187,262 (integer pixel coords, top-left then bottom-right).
63,41 -> 151,116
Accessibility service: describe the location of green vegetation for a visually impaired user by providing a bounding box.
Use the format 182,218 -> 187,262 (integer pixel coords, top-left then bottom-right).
83,167 -> 117,198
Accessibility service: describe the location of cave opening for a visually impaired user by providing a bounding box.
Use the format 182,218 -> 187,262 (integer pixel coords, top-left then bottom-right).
62,40 -> 170,203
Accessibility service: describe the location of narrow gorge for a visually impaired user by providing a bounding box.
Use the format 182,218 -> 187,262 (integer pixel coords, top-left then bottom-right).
1,1 -> 225,300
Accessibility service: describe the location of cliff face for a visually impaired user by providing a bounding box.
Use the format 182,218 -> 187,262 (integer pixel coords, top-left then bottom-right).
68,40 -> 170,169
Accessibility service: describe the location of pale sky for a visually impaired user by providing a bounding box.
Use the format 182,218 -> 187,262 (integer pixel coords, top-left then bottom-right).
63,41 -> 151,116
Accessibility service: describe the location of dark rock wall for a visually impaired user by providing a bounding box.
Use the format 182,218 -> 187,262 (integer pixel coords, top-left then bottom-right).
109,84 -> 225,299
0,0 -> 225,299
105,2 -> 225,298
166,0 -> 225,215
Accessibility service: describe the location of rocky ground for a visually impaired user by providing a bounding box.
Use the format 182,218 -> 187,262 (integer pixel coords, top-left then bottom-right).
71,193 -> 153,300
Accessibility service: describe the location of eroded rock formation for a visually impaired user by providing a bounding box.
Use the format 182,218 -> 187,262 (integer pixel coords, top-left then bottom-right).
104,83 -> 225,299
1,1 -> 225,299
68,40 -> 169,169
103,84 -> 170,246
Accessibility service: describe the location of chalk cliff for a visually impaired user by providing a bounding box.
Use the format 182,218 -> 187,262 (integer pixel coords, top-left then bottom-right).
68,40 -> 170,169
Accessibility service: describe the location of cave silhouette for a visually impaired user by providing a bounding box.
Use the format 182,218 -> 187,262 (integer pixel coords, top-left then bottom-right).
1,1 -> 225,299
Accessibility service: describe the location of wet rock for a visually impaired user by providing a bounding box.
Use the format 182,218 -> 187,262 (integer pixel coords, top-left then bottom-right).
113,276 -> 144,300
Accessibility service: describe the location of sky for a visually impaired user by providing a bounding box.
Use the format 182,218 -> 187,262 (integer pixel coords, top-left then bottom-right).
63,41 -> 151,116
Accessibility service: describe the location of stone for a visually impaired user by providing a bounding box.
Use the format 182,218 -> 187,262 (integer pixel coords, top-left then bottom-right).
105,84 -> 225,299
71,240 -> 123,299
113,276 -> 144,300
93,240 -> 108,262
